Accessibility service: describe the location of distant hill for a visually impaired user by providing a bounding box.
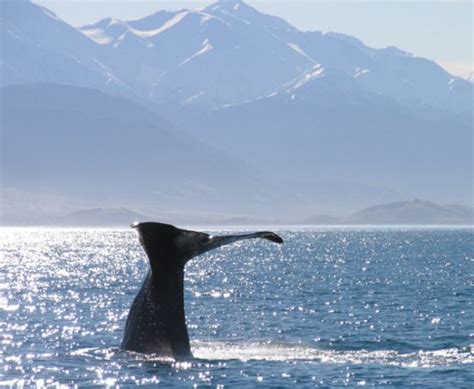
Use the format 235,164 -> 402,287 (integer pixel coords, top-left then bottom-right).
56,208 -> 149,227
170,84 -> 472,204
299,214 -> 342,225
5,200 -> 470,227
346,200 -> 473,225
1,83 -> 275,219
1,83 -> 411,221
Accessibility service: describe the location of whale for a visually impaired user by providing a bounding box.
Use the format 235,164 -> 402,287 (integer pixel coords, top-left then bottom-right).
121,221 -> 283,360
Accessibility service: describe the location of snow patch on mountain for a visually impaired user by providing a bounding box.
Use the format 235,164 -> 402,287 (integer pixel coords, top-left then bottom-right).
186,90 -> 205,103
138,11 -> 188,37
180,39 -> 214,66
290,64 -> 325,90
81,28 -> 114,45
81,18 -> 133,45
88,57 -> 128,88
198,12 -> 227,26
354,67 -> 370,78
287,43 -> 316,63
41,7 -> 61,22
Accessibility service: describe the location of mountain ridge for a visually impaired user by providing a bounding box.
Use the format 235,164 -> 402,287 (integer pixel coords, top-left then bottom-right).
1,0 -> 472,221
2,0 -> 470,112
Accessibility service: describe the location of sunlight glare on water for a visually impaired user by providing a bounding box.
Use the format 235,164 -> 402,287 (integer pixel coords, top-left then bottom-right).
0,227 -> 473,387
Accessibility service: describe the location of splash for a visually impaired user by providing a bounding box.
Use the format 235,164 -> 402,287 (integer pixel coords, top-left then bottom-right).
192,341 -> 474,368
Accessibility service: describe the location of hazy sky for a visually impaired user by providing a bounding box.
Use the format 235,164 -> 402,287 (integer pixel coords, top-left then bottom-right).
33,0 -> 473,77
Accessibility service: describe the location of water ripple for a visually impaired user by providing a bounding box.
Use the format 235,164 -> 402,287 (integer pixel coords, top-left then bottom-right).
1,227 -> 473,387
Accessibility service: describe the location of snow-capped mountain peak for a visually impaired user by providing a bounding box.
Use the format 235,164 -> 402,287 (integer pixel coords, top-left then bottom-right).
2,0 -> 472,113
140,11 -> 189,37
204,0 -> 296,33
80,18 -> 132,45
80,8 -> 228,48
205,0 -> 247,13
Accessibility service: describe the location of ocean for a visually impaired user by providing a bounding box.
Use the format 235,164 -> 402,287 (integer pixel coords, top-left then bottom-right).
1,227 -> 472,387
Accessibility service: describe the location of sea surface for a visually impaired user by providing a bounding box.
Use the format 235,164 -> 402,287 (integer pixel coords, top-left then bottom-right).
1,227 -> 473,387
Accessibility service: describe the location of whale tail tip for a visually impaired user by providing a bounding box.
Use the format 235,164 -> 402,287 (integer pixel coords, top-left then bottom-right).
259,232 -> 284,244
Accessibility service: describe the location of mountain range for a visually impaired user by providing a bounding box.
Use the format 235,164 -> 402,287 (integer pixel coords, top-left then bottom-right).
0,0 -> 472,224
3,0 -> 471,112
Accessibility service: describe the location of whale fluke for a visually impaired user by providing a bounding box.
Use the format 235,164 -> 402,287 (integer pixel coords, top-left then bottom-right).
256,231 -> 284,244
121,222 -> 283,360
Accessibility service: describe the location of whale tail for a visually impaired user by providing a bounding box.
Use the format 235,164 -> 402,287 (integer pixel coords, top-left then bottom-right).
131,222 -> 283,266
203,231 -> 283,253
124,222 -> 283,358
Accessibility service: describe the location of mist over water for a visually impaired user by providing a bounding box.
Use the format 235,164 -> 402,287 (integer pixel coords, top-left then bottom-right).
1,227 -> 472,387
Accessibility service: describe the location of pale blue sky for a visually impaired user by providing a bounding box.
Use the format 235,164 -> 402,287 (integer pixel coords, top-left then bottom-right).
34,0 -> 473,77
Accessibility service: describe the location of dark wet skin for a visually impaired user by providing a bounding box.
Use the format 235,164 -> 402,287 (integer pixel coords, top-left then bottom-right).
121,222 -> 283,360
